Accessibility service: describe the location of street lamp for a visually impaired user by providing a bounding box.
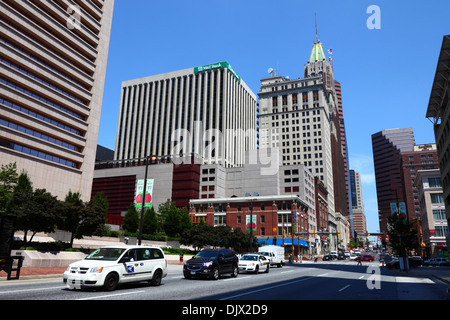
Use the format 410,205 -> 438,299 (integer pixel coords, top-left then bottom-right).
138,155 -> 157,245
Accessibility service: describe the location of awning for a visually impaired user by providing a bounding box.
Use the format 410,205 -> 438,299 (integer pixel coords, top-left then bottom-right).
257,238 -> 309,247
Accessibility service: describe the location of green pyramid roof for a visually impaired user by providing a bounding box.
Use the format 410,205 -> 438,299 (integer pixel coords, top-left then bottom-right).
309,41 -> 326,62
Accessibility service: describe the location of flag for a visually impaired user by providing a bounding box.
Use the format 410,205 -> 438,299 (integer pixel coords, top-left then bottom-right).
328,49 -> 333,55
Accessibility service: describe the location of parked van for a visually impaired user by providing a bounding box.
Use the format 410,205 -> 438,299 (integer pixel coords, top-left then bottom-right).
258,245 -> 285,267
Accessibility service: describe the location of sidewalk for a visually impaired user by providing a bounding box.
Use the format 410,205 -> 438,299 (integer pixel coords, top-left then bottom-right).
395,266 -> 450,285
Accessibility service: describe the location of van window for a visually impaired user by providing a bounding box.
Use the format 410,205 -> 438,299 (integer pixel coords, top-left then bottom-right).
151,248 -> 164,259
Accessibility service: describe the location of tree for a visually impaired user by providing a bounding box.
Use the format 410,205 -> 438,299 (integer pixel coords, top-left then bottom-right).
27,188 -> 58,243
387,212 -> 418,257
122,203 -> 139,233
57,191 -> 84,247
78,192 -> 108,238
159,199 -> 192,237
9,171 -> 34,243
142,206 -> 158,234
0,162 -> 18,214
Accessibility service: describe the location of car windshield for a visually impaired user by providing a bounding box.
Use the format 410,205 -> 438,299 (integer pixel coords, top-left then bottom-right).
85,248 -> 126,261
241,255 -> 258,261
193,251 -> 218,260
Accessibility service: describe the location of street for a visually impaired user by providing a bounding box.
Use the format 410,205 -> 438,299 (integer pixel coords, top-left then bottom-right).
0,258 -> 448,302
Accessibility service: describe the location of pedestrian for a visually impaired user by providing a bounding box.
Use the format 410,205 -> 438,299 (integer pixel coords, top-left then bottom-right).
179,252 -> 184,264
314,254 -> 318,263
357,255 -> 362,266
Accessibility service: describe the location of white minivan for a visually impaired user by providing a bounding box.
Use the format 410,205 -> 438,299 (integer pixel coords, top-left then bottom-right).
63,245 -> 168,291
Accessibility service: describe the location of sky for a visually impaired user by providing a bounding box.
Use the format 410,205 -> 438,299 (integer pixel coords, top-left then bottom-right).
97,0 -> 450,235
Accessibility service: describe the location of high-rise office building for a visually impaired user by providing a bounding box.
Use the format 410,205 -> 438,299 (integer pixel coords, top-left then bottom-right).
371,128 -> 416,232
349,170 -> 366,238
0,0 -> 115,201
426,34 -> 450,253
258,38 -> 346,220
114,61 -> 257,168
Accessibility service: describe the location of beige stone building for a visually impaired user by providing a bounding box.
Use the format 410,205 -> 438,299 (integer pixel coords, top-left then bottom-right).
0,0 -> 114,201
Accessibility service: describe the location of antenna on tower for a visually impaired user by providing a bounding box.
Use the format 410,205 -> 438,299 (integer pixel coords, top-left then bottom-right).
315,12 -> 319,43
268,68 -> 276,77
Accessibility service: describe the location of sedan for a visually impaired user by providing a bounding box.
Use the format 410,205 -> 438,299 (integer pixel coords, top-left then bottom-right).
238,254 -> 270,274
360,255 -> 375,262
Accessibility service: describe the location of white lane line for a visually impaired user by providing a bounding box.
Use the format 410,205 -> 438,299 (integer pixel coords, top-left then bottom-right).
220,277 -> 314,300
77,290 -> 146,300
0,286 -> 63,295
338,284 -> 351,292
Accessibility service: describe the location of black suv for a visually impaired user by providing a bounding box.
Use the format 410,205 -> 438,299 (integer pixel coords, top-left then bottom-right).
183,248 -> 239,280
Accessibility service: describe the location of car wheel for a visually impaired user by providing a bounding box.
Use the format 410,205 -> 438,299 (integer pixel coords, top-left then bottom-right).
211,267 -> 219,280
103,273 -> 118,291
231,265 -> 238,278
265,265 -> 270,273
254,265 -> 259,274
151,270 -> 162,286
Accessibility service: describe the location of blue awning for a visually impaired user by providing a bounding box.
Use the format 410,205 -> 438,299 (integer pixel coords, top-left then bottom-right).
257,238 -> 309,247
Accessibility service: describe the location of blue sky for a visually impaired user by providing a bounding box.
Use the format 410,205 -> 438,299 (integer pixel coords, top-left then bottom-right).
98,0 -> 450,234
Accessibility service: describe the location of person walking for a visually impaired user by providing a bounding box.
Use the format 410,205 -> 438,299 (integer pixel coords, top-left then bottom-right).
357,255 -> 362,266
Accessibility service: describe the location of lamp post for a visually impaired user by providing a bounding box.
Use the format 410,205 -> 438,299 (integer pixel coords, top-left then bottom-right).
138,155 -> 156,246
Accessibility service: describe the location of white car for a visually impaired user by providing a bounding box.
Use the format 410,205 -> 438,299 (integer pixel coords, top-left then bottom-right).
238,254 -> 270,274
349,254 -> 358,261
63,245 -> 168,291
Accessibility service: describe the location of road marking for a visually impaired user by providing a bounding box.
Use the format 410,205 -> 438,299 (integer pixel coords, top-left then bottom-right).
281,270 -> 295,274
318,273 -> 329,277
359,276 -> 364,279
77,290 -> 146,300
0,286 -> 63,295
338,284 -> 351,292
224,276 -> 251,281
220,277 -> 314,300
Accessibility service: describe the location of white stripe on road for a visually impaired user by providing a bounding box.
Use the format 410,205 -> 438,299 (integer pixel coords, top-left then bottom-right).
338,284 -> 351,292
0,286 -> 63,295
220,277 -> 314,300
77,290 -> 146,300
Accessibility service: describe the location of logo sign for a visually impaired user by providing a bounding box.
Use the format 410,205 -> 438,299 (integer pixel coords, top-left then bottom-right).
194,61 -> 241,82
135,179 -> 154,208
127,265 -> 134,273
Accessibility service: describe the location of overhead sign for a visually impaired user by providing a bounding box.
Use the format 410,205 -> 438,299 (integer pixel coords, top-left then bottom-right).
194,61 -> 241,82
135,179 -> 154,208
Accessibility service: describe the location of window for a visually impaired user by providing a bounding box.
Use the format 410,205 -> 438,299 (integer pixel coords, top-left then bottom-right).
429,177 -> 442,188
292,94 -> 298,104
272,96 -> 278,107
432,209 -> 446,220
430,193 -> 444,204
282,95 -> 288,105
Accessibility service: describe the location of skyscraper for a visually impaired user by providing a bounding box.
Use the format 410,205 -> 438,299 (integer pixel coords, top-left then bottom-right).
114,62 -> 257,168
371,128 -> 415,232
0,0 -> 115,201
258,38 -> 346,219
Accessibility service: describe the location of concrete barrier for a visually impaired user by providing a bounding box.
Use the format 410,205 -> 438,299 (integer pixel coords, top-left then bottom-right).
11,250 -> 87,268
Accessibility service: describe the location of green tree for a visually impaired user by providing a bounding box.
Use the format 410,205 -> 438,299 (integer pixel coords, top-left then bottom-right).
387,212 -> 418,257
159,199 -> 192,237
78,192 -> 108,238
27,188 -> 58,243
9,171 -> 34,243
57,191 -> 84,247
122,203 -> 139,233
142,206 -> 158,234
0,163 -> 19,214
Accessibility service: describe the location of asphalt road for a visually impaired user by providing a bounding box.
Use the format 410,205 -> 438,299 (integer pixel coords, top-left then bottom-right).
0,260 -> 447,302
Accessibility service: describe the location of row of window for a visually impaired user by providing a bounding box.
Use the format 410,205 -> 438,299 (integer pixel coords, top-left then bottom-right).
0,139 -> 79,169
0,118 -> 80,152
0,98 -> 81,136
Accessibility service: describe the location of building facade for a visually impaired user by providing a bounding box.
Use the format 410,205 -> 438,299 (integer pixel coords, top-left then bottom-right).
0,0 -> 114,201
371,128 -> 416,232
415,169 -> 448,258
426,34 -> 450,256
349,170 -> 367,240
114,62 -> 257,168
258,39 -> 345,226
